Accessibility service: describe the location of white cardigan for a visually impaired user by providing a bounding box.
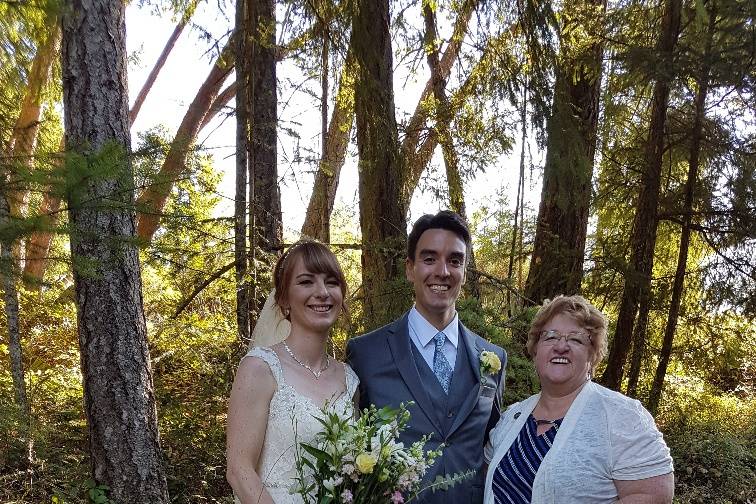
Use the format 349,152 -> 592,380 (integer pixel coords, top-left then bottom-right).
483,381 -> 673,504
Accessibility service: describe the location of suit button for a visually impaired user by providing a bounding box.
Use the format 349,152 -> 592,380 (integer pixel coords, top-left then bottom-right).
447,411 -> 454,418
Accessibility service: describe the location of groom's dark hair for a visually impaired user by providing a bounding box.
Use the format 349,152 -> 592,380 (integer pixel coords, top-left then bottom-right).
407,210 -> 471,261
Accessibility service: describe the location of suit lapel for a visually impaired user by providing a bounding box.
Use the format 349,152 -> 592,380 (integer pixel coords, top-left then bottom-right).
386,313 -> 445,437
447,323 -> 483,437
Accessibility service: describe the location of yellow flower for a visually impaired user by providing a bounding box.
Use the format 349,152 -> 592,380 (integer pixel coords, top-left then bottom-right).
355,452 -> 377,474
480,351 -> 501,375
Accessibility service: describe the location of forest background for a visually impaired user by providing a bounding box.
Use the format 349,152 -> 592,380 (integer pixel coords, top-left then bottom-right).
0,0 -> 754,502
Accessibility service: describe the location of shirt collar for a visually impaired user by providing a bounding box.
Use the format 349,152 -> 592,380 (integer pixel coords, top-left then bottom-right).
408,305 -> 459,349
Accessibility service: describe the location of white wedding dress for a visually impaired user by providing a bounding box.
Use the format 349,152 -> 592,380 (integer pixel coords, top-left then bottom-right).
236,347 -> 359,504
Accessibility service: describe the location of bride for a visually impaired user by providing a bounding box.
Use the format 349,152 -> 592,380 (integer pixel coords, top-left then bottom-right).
226,241 -> 359,504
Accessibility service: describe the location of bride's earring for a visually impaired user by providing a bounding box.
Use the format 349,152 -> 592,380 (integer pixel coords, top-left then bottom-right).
283,307 -> 290,317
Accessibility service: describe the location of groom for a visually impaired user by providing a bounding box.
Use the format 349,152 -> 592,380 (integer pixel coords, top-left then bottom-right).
347,210 -> 506,503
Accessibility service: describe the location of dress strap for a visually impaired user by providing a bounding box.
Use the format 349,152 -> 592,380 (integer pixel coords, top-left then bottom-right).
344,363 -> 359,401
242,347 -> 284,384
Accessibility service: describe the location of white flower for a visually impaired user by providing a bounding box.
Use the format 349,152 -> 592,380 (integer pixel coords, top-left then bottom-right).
323,476 -> 343,491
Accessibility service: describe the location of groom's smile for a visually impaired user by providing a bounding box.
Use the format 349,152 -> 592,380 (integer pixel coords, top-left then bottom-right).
406,228 -> 467,329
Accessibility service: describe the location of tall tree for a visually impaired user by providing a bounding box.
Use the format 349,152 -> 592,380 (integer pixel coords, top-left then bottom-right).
353,0 -> 408,328
248,0 -> 280,255
0,187 -> 29,437
1,11 -> 59,460
25,10 -> 209,283
648,2 -> 717,413
5,16 -> 59,227
400,0 -> 480,213
129,6 -> 195,125
135,41 -> 233,240
602,0 -> 683,390
301,50 -> 356,242
61,0 -> 168,499
422,0 -> 481,298
234,0 -> 251,342
523,0 -> 606,306
507,83 -> 528,316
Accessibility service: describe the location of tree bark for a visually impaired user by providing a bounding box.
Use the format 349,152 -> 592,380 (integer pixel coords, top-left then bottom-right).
601,0 -> 683,390
353,0 -> 409,329
0,194 -> 30,426
523,0 -> 606,307
647,5 -> 715,414
234,0 -> 251,343
135,40 -> 233,241
422,1 -> 480,298
625,295 -> 650,396
301,50 -> 356,242
248,0 -> 281,255
61,0 -> 169,498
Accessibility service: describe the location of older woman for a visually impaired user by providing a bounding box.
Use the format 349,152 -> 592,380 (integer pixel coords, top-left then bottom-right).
484,295 -> 674,504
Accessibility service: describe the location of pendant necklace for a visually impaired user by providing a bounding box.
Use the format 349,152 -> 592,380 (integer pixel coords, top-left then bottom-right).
283,342 -> 330,379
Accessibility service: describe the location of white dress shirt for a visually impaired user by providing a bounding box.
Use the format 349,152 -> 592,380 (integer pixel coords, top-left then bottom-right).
407,305 -> 459,372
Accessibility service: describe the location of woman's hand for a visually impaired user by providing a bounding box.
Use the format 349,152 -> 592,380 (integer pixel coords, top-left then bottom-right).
615,472 -> 674,503
226,356 -> 277,504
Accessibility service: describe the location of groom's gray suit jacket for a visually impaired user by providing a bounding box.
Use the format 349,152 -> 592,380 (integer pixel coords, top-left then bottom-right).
346,312 -> 506,504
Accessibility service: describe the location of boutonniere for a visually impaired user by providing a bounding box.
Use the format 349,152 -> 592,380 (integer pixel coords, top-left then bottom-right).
479,350 -> 501,377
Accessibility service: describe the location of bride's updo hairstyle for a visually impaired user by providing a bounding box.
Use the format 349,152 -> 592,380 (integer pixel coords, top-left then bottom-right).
273,240 -> 348,319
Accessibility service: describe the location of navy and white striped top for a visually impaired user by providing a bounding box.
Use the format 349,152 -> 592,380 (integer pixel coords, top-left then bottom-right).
491,414 -> 563,504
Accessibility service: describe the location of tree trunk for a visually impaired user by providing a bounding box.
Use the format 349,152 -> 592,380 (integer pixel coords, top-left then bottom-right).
1,16 -> 59,432
523,0 -> 606,307
0,195 -> 30,428
508,84 -> 528,316
601,0 -> 683,390
648,5 -> 715,415
135,41 -> 233,241
301,50 -> 356,242
625,293 -> 651,396
129,16 -> 189,125
353,0 -> 409,329
21,142 -> 63,284
400,0 -> 479,213
320,32 -> 329,167
248,0 -> 280,255
6,19 -> 60,227
200,81 -> 238,131
421,1 -> 480,298
234,0 -> 251,343
61,0 -> 169,498
244,0 -> 279,324
23,17 -> 187,285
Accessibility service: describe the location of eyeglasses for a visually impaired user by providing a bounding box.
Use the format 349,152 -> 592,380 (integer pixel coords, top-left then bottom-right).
538,330 -> 592,347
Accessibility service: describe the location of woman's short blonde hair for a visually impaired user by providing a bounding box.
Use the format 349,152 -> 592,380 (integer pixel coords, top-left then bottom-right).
526,295 -> 608,369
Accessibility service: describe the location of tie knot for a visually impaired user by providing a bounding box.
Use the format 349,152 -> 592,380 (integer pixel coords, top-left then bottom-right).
434,331 -> 446,348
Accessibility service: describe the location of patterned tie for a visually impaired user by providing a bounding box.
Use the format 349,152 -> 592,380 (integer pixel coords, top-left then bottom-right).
433,331 -> 453,394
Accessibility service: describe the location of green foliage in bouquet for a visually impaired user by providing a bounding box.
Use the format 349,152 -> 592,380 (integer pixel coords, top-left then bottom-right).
293,403 -> 471,504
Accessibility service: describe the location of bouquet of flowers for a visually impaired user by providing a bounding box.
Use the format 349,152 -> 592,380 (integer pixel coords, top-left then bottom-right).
293,403 -> 469,503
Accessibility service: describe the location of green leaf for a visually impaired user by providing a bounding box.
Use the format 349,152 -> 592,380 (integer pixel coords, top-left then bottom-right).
300,443 -> 330,462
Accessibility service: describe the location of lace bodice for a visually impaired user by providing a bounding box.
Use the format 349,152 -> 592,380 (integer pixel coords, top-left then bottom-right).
237,347 -> 359,504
